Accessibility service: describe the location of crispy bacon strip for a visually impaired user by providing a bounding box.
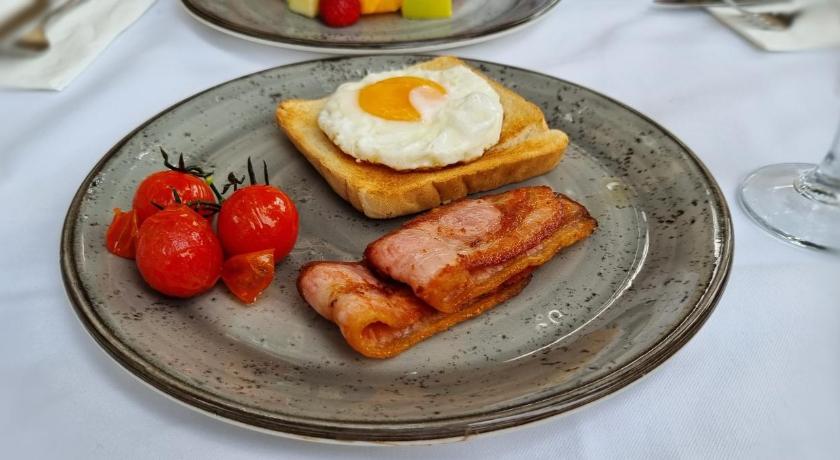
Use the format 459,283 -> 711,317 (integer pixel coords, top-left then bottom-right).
297,262 -> 531,359
365,187 -> 597,312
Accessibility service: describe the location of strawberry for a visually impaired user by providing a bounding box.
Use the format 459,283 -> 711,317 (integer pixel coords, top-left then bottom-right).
320,0 -> 361,27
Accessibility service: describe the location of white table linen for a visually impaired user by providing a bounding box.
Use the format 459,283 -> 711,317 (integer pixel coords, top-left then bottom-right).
1,1 -> 838,458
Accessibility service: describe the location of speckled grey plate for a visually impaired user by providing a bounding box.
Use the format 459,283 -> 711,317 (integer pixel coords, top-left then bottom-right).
181,0 -> 561,54
61,56 -> 732,444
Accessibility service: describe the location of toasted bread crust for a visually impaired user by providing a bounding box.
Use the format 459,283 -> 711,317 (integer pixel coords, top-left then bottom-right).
276,56 -> 569,219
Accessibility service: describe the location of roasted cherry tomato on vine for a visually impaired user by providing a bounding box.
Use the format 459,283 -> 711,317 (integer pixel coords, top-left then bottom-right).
132,149 -> 217,224
105,208 -> 138,259
135,204 -> 223,298
221,249 -> 275,304
217,166 -> 299,261
133,171 -> 216,224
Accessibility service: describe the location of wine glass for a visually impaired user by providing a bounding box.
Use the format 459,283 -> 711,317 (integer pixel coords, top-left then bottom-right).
739,118 -> 840,252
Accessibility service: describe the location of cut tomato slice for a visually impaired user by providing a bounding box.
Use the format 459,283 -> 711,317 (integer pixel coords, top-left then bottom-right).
221,249 -> 275,304
105,208 -> 138,259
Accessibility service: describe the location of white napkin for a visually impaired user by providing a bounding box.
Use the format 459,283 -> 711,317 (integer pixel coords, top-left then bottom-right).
708,0 -> 840,51
0,0 -> 155,91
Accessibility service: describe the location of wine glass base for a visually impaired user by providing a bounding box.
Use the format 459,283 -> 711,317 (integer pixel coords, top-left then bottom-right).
739,163 -> 840,253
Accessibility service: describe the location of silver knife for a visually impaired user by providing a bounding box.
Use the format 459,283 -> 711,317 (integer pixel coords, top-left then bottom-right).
654,0 -> 790,6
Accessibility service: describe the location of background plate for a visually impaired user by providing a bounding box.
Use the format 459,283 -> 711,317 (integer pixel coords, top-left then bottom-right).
61,56 -> 732,444
181,0 -> 562,54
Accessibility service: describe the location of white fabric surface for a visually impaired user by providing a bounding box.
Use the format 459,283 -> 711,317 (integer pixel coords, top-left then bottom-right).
0,0 -> 156,91
1,0 -> 839,458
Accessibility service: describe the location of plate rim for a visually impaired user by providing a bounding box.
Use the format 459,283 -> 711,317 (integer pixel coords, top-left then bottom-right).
180,0 -> 563,54
60,55 -> 734,444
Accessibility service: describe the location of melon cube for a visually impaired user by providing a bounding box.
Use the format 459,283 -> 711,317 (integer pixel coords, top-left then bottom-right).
288,0 -> 318,18
361,0 -> 403,14
402,0 -> 452,19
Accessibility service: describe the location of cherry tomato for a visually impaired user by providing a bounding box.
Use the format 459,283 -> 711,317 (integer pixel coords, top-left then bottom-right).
135,204 -> 223,298
221,249 -> 275,304
132,170 -> 216,224
217,185 -> 299,261
105,208 -> 138,259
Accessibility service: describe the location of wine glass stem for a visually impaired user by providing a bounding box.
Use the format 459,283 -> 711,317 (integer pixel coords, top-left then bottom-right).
794,122 -> 840,204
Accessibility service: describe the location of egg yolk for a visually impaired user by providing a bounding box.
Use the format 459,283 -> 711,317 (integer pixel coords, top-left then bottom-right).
358,76 -> 447,122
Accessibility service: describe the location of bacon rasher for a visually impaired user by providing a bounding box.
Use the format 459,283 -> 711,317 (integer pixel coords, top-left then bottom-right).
297,262 -> 532,359
365,187 -> 597,312
297,187 -> 597,358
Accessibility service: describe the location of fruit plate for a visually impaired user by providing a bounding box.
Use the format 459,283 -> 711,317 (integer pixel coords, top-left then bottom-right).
61,55 -> 733,444
180,0 -> 562,54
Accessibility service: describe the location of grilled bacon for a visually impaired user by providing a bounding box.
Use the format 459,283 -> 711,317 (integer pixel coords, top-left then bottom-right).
364,187 -> 597,312
297,262 -> 532,359
297,187 -> 597,358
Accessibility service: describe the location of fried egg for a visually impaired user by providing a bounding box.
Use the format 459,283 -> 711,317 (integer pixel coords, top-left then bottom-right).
317,65 -> 504,170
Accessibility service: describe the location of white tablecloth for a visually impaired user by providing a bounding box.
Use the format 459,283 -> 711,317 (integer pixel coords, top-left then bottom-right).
1,1 -> 839,458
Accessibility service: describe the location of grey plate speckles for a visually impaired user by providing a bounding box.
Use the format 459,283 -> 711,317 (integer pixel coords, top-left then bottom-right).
181,0 -> 561,54
61,56 -> 733,444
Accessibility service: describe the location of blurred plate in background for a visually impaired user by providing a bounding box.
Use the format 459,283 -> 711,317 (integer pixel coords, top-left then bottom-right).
181,0 -> 562,54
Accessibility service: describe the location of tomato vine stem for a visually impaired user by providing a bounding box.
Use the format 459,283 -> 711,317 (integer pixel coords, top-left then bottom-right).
160,147 -> 213,179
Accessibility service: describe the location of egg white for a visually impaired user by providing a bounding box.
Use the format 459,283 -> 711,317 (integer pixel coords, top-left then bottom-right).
317,66 -> 504,171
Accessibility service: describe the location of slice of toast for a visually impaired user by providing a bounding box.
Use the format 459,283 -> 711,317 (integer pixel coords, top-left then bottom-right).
276,56 -> 569,219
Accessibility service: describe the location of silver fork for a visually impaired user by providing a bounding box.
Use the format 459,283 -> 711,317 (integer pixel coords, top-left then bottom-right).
721,0 -> 800,31
654,0 -> 790,6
